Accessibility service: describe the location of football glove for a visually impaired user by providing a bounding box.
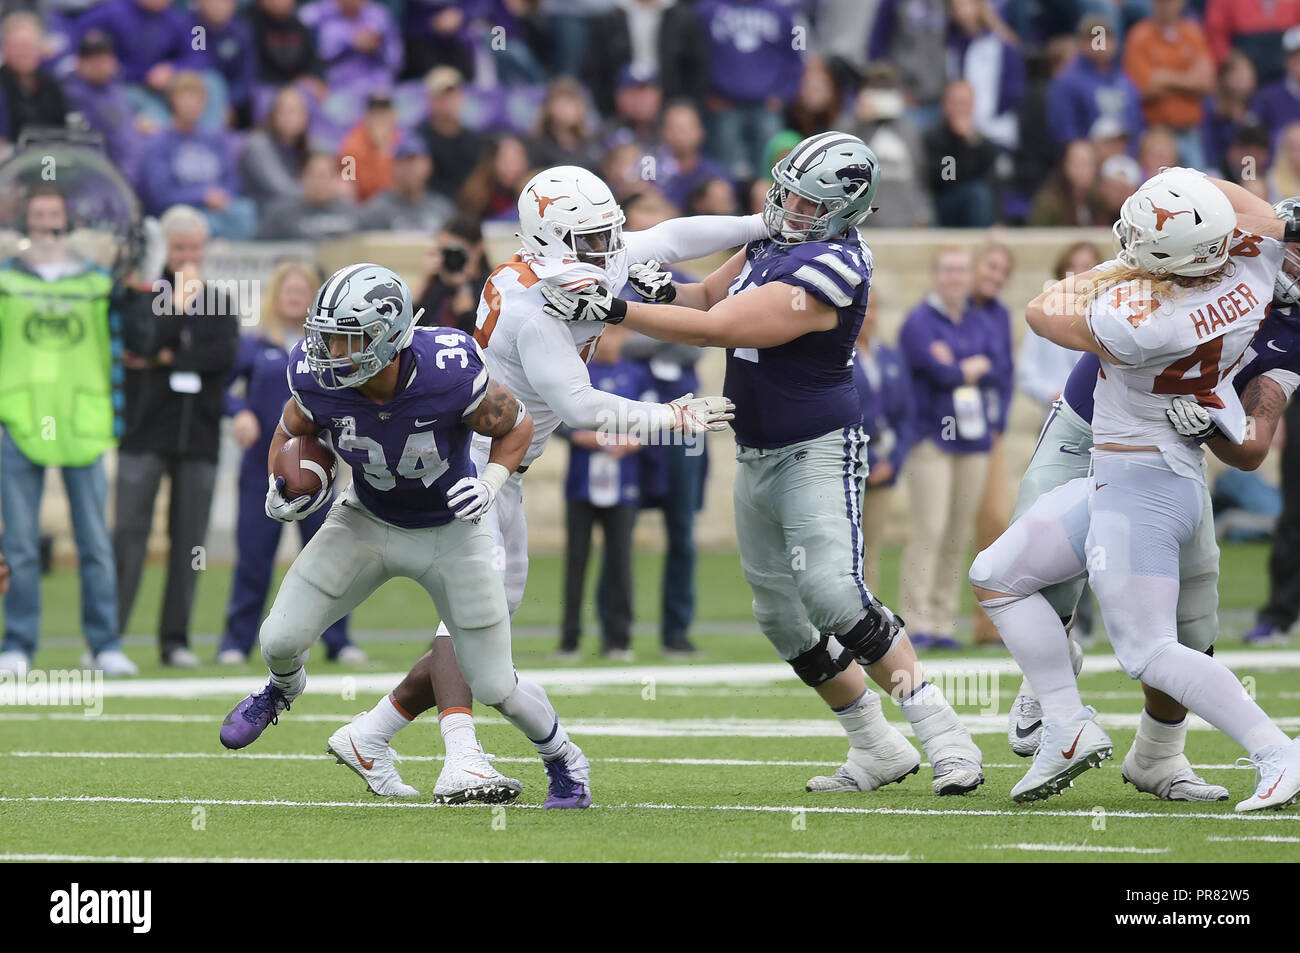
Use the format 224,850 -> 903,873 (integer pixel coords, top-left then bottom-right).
628,260 -> 677,303
540,281 -> 628,324
1166,396 -> 1220,441
264,474 -> 330,522
447,462 -> 511,521
664,393 -> 735,435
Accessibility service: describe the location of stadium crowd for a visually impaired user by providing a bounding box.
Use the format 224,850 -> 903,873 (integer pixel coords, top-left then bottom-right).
2,0 -> 1300,672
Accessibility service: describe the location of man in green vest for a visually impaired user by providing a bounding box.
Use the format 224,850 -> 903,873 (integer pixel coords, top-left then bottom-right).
0,187 -> 136,676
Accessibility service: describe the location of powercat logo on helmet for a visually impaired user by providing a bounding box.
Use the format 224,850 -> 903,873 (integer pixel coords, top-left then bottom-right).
361,279 -> 404,318
837,162 -> 874,194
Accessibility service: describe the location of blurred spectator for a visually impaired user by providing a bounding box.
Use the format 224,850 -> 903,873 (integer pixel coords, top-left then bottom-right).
1250,27 -> 1300,151
338,90 -> 398,202
1123,0 -> 1214,169
600,64 -> 664,152
529,76 -> 601,170
560,322 -> 648,662
1096,153 -> 1141,219
926,79 -> 999,227
1088,115 -> 1131,164
697,0 -> 804,179
852,292 -> 912,593
62,29 -> 145,182
657,100 -> 729,210
415,215 -> 487,334
1016,240 -> 1104,412
239,84 -> 310,204
847,64 -> 931,227
583,0 -> 708,116
869,0 -> 947,130
603,140 -> 658,200
299,0 -> 402,94
1137,125 -> 1180,178
401,0 -> 475,82
457,134 -> 530,222
248,0 -> 323,95
946,0 -> 1025,151
1205,0 -> 1300,86
546,0 -> 604,80
1266,121 -> 1300,200
814,0 -> 881,77
257,151 -> 363,239
969,240 -> 1015,647
786,57 -> 844,139
114,205 -> 240,668
219,260 -> 364,666
0,13 -> 69,143
899,245 -> 999,650
1028,139 -> 1105,226
1010,35 -> 1077,210
1045,13 -> 1143,149
0,188 -> 130,677
1203,51 -> 1258,176
686,176 -> 737,215
362,135 -> 454,230
416,66 -> 484,201
1225,122 -> 1273,198
76,0 -> 192,94
189,0 -> 256,127
139,71 -> 256,239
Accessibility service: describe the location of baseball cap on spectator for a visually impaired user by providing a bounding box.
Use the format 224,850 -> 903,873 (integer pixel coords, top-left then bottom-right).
1089,115 -> 1127,144
425,66 -> 462,97
617,64 -> 659,90
1285,26 -> 1300,55
395,136 -> 428,159
1099,155 -> 1141,187
78,28 -> 114,56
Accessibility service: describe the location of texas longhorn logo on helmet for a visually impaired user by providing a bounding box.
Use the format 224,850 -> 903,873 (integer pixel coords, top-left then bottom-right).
1145,197 -> 1194,232
528,187 -> 568,217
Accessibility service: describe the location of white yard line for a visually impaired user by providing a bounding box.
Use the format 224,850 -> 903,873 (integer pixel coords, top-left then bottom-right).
2,794 -> 1297,822
727,851 -> 916,861
0,853 -> 532,863
1205,835 -> 1300,843
980,843 -> 1170,855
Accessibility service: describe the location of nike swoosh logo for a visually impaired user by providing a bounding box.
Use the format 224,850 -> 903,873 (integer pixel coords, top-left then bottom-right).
351,738 -> 374,771
1062,726 -> 1086,759
1095,483 -> 1108,490
415,418 -> 438,427
1058,444 -> 1082,455
1259,772 -> 1286,799
1015,720 -> 1042,738
1267,340 -> 1286,353
465,770 -> 493,780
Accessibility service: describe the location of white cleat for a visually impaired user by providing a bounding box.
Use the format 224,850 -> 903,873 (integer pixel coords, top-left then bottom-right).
81,649 -> 138,677
433,747 -> 523,805
806,733 -> 922,792
1007,637 -> 1084,758
0,650 -> 30,676
1122,750 -> 1228,802
1235,739 -> 1300,813
326,717 -> 420,798
333,645 -> 369,666
908,697 -> 985,795
1011,706 -> 1112,803
215,649 -> 246,666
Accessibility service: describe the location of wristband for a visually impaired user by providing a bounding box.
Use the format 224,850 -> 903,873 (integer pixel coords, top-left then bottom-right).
481,461 -> 510,494
1285,205 -> 1300,245
660,281 -> 677,304
605,296 -> 628,324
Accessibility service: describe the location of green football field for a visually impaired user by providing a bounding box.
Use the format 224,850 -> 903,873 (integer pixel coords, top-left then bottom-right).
2,544 -> 1299,863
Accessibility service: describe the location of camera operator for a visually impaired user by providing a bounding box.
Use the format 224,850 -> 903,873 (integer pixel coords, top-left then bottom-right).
414,215 -> 487,335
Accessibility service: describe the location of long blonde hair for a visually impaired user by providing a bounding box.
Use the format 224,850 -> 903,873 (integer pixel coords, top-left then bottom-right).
259,260 -> 322,346
1079,264 -> 1225,310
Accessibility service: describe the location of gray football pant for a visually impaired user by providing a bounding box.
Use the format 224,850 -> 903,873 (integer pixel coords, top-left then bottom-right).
735,427 -> 874,661
1011,400 -> 1219,652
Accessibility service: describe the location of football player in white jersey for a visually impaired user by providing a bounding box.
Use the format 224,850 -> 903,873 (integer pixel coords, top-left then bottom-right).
329,166 -> 767,802
969,167 -> 1300,811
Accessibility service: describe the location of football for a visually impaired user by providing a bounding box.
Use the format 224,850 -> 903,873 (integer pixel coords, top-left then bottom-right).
273,436 -> 338,500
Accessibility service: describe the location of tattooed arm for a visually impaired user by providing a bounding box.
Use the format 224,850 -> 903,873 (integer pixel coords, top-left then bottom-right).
464,378 -> 534,475
1205,375 -> 1288,471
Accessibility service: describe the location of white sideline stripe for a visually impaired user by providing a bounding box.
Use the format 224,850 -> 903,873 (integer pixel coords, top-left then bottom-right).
729,851 -> 914,862
1,751 -> 1253,772
0,853 -> 541,864
1206,835 -> 1300,843
981,843 -> 1169,855
13,651 -> 1300,700
4,711 -> 1300,736
4,795 -> 1298,823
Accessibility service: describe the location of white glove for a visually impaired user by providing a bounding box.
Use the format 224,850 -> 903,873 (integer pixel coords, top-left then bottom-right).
628,260 -> 677,303
264,474 -> 330,522
447,462 -> 511,521
540,281 -> 628,324
664,392 -> 735,435
1166,396 -> 1219,441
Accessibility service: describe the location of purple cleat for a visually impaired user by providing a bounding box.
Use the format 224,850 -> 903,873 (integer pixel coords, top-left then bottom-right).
220,683 -> 291,750
542,741 -> 592,809
1243,623 -> 1287,646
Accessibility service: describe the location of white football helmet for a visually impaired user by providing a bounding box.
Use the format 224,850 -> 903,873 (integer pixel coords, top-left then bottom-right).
1112,167 -> 1235,277
1273,196 -> 1300,304
517,165 -> 627,286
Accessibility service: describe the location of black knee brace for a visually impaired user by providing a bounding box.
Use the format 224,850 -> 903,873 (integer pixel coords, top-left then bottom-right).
789,632 -> 854,686
836,600 -> 903,666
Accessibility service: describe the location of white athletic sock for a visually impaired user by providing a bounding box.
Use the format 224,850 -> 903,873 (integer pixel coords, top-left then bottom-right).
899,680 -> 945,720
353,694 -> 411,743
268,666 -> 306,700
1140,643 -> 1289,755
439,708 -> 480,759
832,690 -> 888,749
1130,709 -> 1187,767
980,594 -> 1081,722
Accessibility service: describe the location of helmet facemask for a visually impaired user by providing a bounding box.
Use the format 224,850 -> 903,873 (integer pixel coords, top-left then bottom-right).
764,180 -> 842,245
564,221 -> 627,282
305,314 -> 391,390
